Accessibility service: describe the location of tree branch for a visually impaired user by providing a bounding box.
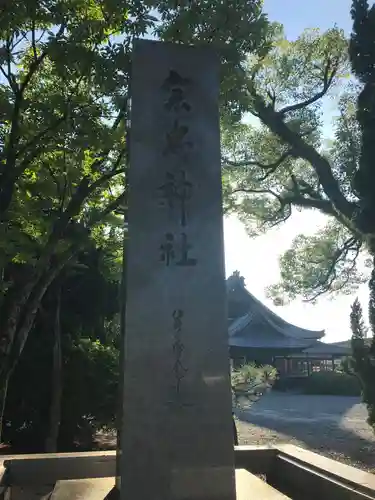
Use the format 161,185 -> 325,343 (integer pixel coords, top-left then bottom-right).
16,115 -> 67,160
250,89 -> 356,223
232,185 -> 337,217
287,195 -> 336,215
0,24 -> 66,217
279,59 -> 338,115
231,186 -> 293,228
0,65 -> 13,89
232,187 -> 283,203
47,165 -> 62,198
31,21 -> 38,61
7,245 -> 77,376
279,87 -> 329,115
19,23 -> 65,94
17,76 -> 87,167
47,167 -> 125,247
306,237 -> 361,301
2,37 -> 18,93
224,150 -> 292,180
89,192 -> 127,226
267,87 -> 276,108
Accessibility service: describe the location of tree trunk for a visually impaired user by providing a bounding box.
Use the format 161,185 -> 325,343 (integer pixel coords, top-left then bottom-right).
0,273 -> 55,443
1,279 -> 36,361
0,249 -> 75,443
0,373 -> 10,443
45,286 -> 62,453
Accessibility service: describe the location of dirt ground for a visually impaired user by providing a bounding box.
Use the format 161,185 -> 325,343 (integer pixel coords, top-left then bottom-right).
7,393 -> 375,498
93,392 -> 375,474
234,392 -> 375,473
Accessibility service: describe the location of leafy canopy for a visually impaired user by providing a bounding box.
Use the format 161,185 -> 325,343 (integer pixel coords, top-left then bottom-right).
0,0 -> 273,405
222,21 -> 373,302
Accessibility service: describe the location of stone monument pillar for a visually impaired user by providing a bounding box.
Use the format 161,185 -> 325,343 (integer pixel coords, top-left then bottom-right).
118,39 -> 235,500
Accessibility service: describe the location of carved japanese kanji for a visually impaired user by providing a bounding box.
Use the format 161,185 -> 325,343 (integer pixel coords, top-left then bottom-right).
162,70 -> 192,113
160,233 -> 175,266
159,170 -> 193,226
160,233 -> 197,267
172,309 -> 187,396
163,119 -> 193,156
176,232 -> 197,267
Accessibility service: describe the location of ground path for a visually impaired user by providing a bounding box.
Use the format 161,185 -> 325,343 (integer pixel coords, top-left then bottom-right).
235,392 -> 375,472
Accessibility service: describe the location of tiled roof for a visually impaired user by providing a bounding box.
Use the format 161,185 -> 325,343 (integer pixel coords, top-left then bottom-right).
228,313 -> 253,337
227,277 -> 324,343
230,335 -> 315,349
302,342 -> 351,355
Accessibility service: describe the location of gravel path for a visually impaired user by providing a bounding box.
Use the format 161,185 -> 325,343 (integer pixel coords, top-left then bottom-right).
235,392 -> 375,473
95,393 -> 375,473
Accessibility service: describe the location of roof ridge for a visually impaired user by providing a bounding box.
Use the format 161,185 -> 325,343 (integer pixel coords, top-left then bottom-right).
233,286 -> 324,339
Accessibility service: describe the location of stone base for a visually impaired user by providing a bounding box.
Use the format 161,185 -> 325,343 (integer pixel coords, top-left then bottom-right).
48,470 -> 289,500
2,446 -> 375,500
50,477 -> 114,499
104,486 -> 119,500
236,469 -> 289,499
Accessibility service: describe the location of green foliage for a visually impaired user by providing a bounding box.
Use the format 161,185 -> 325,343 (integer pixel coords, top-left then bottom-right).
231,362 -> 277,388
349,1 -> 375,238
3,247 -> 121,451
348,0 -> 375,432
0,0 -> 275,445
351,297 -> 368,340
268,222 -> 365,303
58,337 -> 119,449
156,0 -> 274,123
303,371 -> 361,396
4,334 -> 119,452
0,0 -> 274,422
351,276 -> 375,431
350,297 -> 369,379
222,22 -> 373,302
231,363 -> 277,407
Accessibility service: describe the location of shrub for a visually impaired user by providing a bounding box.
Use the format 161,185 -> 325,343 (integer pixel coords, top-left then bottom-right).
3,335 -> 119,452
58,338 -> 119,450
303,371 -> 361,396
231,363 -> 277,407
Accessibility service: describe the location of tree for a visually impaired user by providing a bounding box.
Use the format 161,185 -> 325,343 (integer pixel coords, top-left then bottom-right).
350,294 -> 375,430
222,8 -> 375,303
0,0 -> 271,439
0,0 -> 132,438
351,297 -> 368,341
221,1 -> 375,429
3,243 -> 122,452
350,297 -> 368,383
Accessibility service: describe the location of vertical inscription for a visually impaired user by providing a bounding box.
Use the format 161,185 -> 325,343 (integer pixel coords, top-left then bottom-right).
159,170 -> 193,227
172,309 -> 187,396
158,69 -> 197,262
168,309 -> 192,410
159,69 -> 197,408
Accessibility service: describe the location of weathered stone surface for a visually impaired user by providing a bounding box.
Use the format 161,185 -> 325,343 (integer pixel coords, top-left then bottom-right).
235,469 -> 290,500
2,452 -> 116,485
50,478 -> 114,500
118,39 -> 235,500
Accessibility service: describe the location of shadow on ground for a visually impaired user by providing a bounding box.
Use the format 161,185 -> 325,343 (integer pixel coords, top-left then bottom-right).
235,392 -> 375,471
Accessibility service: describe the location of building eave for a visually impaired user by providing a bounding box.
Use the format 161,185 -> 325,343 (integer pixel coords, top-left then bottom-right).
228,286 -> 324,340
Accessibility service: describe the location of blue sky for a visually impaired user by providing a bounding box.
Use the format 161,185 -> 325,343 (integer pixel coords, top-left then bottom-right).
264,0 -> 353,39
224,0 -> 370,343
